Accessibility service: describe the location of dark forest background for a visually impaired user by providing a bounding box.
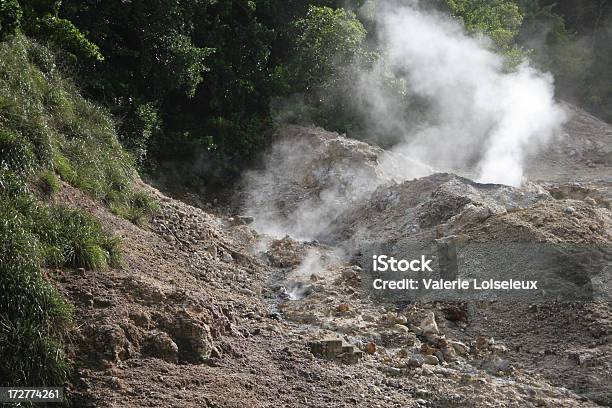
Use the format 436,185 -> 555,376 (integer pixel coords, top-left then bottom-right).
1,0 -> 611,188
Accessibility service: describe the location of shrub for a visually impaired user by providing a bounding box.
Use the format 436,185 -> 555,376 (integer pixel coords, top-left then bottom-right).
121,101 -> 162,165
291,6 -> 368,93
39,170 -> 61,195
0,0 -> 22,41
0,168 -> 28,197
0,35 -> 156,223
0,200 -> 72,387
0,36 -> 134,390
108,189 -> 159,225
30,203 -> 122,270
0,127 -> 37,175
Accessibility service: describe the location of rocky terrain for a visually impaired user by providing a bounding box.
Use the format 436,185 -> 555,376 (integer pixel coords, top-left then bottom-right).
52,105 -> 611,407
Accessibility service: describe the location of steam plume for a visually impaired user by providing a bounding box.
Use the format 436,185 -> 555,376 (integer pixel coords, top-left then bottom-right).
359,1 -> 567,186
243,1 -> 567,241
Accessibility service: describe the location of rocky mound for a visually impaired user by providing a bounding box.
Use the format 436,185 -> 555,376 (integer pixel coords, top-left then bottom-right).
527,103 -> 612,182
238,120 -> 611,303
240,125 -> 429,239
326,173 -> 612,302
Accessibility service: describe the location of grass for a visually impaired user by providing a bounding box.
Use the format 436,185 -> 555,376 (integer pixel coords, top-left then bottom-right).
0,179 -> 123,388
108,189 -> 160,225
0,35 -> 158,220
0,193 -> 72,387
39,170 -> 61,195
0,35 -> 154,389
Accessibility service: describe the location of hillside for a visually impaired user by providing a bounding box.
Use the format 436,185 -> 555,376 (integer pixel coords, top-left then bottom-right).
45,106 -> 611,407
1,2 -> 612,407
52,167 -> 610,408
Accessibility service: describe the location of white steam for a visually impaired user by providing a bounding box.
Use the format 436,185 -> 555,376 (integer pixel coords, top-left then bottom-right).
242,1 -> 568,241
360,2 -> 567,186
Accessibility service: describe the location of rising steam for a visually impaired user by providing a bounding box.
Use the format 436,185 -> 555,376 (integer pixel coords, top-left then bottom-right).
243,0 -> 567,241
360,1 -> 567,186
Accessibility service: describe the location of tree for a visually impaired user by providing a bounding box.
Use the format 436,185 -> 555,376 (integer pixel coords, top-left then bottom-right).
290,6 -> 367,93
15,0 -> 103,60
446,0 -> 525,63
0,0 -> 22,40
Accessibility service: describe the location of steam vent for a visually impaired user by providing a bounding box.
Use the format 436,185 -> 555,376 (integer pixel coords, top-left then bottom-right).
2,1 -> 611,407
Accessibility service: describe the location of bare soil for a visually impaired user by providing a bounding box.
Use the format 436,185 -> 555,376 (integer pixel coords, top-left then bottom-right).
52,105 -> 612,407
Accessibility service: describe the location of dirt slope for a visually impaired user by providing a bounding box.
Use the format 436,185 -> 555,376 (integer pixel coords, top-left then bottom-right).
51,177 -> 610,407
51,106 -> 612,407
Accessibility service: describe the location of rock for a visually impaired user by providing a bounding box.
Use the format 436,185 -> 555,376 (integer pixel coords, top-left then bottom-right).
408,354 -> 424,368
420,312 -> 439,335
162,311 -> 215,363
336,303 -> 350,313
308,339 -> 343,358
421,344 -> 436,355
129,311 -> 151,329
229,216 -> 255,226
475,336 -> 494,351
207,245 -> 218,259
309,338 -> 364,363
221,251 -> 233,262
441,303 -> 469,323
382,366 -> 401,376
490,343 -> 508,355
94,324 -> 131,362
143,331 -> 179,363
570,351 -> 600,367
394,315 -> 408,325
341,268 -> 357,281
392,324 -> 410,333
564,206 -> 575,215
450,341 -> 469,356
482,355 -> 512,375
423,354 -> 440,365
441,345 -> 458,362
366,341 -> 377,355
94,298 -> 113,308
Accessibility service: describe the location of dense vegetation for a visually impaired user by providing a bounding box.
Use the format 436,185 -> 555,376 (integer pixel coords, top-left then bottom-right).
3,0 -> 610,188
0,34 -> 155,388
0,0 -> 611,390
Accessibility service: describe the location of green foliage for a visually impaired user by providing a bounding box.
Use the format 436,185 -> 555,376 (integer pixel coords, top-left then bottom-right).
0,201 -> 72,387
122,102 -> 162,166
291,6 -> 367,92
447,0 -> 526,64
32,203 -> 122,269
0,167 -> 28,197
0,127 -> 37,175
0,36 -> 159,386
520,4 -> 593,90
16,0 -> 102,61
150,32 -> 213,98
271,5 -> 375,135
0,0 -> 22,40
0,35 -> 157,221
516,0 -> 612,121
108,189 -> 160,225
0,179 -> 122,386
38,169 -> 60,195
35,14 -> 103,61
